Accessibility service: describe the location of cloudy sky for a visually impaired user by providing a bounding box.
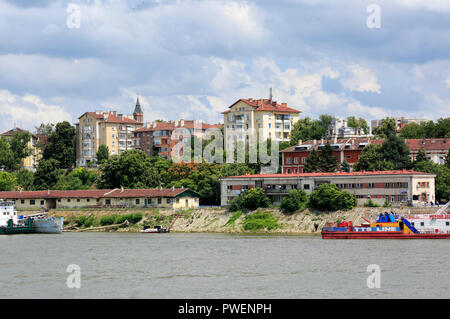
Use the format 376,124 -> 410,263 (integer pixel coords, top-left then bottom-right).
0,0 -> 449,132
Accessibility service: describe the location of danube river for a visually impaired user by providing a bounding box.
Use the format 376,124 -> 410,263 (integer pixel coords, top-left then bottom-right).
1,233 -> 449,298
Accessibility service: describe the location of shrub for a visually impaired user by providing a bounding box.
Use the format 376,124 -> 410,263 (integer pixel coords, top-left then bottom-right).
365,199 -> 379,207
309,183 -> 356,211
242,211 -> 279,231
100,215 -> 118,226
116,213 -> 143,224
280,189 -> 308,214
229,188 -> 271,212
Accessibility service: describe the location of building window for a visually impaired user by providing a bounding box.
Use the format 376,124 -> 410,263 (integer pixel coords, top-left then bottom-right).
303,184 -> 310,190
286,157 -> 291,164
167,198 -> 172,204
158,198 -> 162,204
41,200 -> 44,205
77,199 -> 80,202
30,200 -> 35,205
368,183 -> 374,188
21,199 -> 25,204
105,199 -> 111,205
136,199 -> 140,205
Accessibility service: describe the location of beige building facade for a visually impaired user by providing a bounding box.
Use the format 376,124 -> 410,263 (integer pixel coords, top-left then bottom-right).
222,98 -> 301,150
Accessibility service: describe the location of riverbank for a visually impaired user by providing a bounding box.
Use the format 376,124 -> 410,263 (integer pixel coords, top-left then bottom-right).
19,206 -> 441,234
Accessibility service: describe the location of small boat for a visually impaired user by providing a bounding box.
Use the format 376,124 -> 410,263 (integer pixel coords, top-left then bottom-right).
322,202 -> 450,239
27,213 -> 64,234
141,225 -> 169,233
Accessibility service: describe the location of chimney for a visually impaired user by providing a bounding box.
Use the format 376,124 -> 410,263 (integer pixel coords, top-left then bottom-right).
120,186 -> 124,193
118,114 -> 123,120
281,103 -> 287,107
269,87 -> 273,101
321,138 -> 324,144
298,139 -> 302,145
333,136 -> 337,144
180,119 -> 184,126
313,139 -> 317,145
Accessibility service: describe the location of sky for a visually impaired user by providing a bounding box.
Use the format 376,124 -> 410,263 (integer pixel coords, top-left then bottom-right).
0,0 -> 449,132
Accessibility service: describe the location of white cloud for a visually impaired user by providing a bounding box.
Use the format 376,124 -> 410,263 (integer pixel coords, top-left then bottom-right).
0,90 -> 71,132
340,65 -> 381,94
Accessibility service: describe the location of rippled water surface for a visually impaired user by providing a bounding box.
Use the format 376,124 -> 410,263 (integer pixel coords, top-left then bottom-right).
1,233 -> 449,298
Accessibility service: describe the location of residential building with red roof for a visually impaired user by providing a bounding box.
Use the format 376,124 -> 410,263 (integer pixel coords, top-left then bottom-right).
133,119 -> 222,159
75,98 -> 144,166
222,92 -> 301,150
220,170 -> 436,206
0,187 -> 199,210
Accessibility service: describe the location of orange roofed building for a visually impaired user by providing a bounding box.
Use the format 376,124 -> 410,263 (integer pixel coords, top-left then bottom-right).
133,119 -> 222,159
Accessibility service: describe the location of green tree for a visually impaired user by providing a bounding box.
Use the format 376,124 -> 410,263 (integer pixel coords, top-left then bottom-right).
353,144 -> 382,171
97,149 -> 159,189
304,149 -> 319,173
229,187 -> 271,211
14,169 -> 35,191
96,144 -> 109,165
289,115 -> 333,146
372,117 -> 396,138
42,121 -> 76,169
33,159 -> 63,190
309,183 -> 356,211
280,189 -> 308,214
340,159 -> 351,173
414,148 -> 428,164
34,123 -> 55,151
378,135 -> 411,170
0,171 -> 17,191
9,131 -> 32,170
445,149 -> 450,168
318,142 -> 339,172
399,122 -> 425,139
0,137 -> 15,170
347,116 -> 369,135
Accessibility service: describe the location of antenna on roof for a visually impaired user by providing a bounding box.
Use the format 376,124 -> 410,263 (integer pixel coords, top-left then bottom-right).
269,87 -> 273,101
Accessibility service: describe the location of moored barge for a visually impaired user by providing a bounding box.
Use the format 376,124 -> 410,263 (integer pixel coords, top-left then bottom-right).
322,203 -> 450,239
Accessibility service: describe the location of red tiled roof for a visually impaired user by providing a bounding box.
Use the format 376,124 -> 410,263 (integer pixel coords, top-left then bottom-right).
281,138 -> 384,152
221,170 -> 434,179
405,138 -> 449,152
222,99 -> 301,114
79,112 -> 142,124
1,127 -> 28,136
0,188 -> 197,199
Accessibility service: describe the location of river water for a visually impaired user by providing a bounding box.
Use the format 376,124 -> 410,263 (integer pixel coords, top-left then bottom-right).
1,232 -> 449,298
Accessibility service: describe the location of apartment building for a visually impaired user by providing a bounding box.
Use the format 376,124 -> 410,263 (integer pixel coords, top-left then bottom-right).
220,170 -> 436,206
133,120 -> 222,159
0,188 -> 200,210
76,99 -> 143,166
222,97 -> 301,149
0,127 -> 43,171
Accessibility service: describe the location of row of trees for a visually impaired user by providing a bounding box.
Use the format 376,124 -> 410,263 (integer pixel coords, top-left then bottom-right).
228,184 -> 356,214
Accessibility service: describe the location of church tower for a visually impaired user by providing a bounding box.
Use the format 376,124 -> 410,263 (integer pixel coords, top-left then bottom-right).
133,97 -> 144,123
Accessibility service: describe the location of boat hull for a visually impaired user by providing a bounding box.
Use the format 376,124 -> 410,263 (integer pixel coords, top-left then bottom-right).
31,217 -> 64,234
322,231 -> 450,239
